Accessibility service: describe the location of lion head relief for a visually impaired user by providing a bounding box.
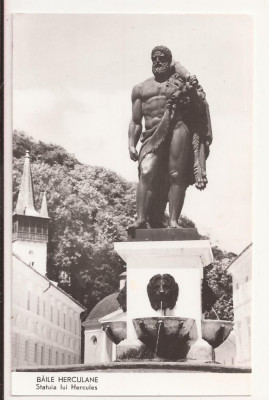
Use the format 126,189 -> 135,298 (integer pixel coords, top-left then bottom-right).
147,274 -> 179,311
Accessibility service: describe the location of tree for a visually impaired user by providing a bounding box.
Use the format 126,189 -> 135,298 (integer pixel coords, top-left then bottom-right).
13,130 -> 79,169
203,246 -> 236,320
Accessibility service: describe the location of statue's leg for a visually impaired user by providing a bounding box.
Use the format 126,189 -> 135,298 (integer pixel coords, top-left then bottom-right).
148,146 -> 170,228
168,121 -> 192,228
134,153 -> 159,228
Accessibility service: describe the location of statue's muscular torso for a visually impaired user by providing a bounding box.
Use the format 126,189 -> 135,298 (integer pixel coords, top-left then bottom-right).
133,77 -> 168,130
128,62 -> 190,162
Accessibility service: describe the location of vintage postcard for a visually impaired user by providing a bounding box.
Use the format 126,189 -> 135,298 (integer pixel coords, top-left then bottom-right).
4,1 -> 268,399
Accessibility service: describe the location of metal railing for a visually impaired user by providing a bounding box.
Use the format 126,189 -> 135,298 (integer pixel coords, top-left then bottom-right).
12,231 -> 48,242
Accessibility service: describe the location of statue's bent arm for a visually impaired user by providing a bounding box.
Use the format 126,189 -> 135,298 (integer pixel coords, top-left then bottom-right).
173,61 -> 213,148
128,85 -> 143,162
204,101 -> 213,148
172,61 -> 190,79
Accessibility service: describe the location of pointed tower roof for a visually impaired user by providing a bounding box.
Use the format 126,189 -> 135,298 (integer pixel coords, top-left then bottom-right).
40,192 -> 49,218
15,151 -> 40,217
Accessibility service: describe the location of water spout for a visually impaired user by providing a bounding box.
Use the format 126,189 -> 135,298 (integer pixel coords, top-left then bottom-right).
155,320 -> 164,355
211,307 -> 220,320
160,301 -> 166,316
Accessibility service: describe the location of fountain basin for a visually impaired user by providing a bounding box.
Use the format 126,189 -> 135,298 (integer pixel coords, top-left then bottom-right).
102,321 -> 127,345
202,319 -> 233,348
133,317 -> 198,360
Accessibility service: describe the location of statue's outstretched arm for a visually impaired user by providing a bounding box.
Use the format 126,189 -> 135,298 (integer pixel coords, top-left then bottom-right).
128,85 -> 143,162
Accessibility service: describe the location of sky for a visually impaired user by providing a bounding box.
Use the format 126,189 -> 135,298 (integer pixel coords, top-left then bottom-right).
13,14 -> 253,253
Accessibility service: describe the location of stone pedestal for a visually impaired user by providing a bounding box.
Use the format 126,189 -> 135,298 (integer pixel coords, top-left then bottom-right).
186,338 -> 214,362
114,233 -> 213,361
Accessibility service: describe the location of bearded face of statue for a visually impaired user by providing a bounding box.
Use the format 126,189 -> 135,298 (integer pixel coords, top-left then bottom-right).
152,50 -> 170,78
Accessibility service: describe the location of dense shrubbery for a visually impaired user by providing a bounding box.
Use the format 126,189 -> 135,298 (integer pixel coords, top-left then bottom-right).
204,247 -> 235,320
13,131 -> 236,319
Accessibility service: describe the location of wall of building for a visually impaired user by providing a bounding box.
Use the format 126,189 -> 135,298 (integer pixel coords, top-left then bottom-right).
228,245 -> 252,367
12,255 -> 84,368
13,240 -> 47,276
84,325 -> 115,363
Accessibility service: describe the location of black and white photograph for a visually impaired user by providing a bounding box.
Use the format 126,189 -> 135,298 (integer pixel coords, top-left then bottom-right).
4,2 -> 268,398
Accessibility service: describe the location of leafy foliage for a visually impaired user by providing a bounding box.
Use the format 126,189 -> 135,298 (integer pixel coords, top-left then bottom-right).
13,131 -> 236,319
13,130 -> 79,169
203,247 -> 236,320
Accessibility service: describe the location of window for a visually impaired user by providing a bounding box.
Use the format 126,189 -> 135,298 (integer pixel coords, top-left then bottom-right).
40,346 -> 44,365
24,341 -> 29,361
34,343 -> 38,363
22,218 -> 29,233
64,314 -> 66,329
36,220 -> 42,234
27,292 -> 31,310
27,219 -> 31,232
57,309 -> 60,326
30,222 -> 35,233
246,276 -> 249,282
62,353 -> 65,365
13,219 -> 18,233
14,334 -> 18,358
236,282 -> 239,290
43,301 -> 46,317
68,355 -> 70,365
48,349 -> 51,364
70,316 -> 72,332
246,317 -> 251,338
56,351 -> 58,365
43,223 -> 48,234
237,321 -> 241,335
37,296 -> 40,315
91,336 -> 97,345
